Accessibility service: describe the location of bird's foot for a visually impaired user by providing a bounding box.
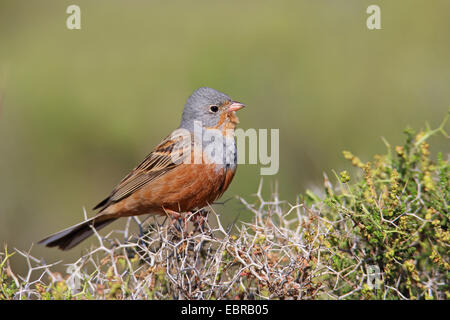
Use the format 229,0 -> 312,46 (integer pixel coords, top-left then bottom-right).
164,209 -> 192,233
191,209 -> 208,231
164,208 -> 208,234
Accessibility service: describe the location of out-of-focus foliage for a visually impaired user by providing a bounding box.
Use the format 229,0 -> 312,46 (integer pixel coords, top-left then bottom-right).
1,116 -> 447,300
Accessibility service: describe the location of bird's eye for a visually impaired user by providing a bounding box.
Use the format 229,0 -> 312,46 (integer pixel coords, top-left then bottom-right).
209,105 -> 219,113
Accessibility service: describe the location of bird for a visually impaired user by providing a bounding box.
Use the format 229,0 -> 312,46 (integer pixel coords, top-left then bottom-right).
38,87 -> 245,250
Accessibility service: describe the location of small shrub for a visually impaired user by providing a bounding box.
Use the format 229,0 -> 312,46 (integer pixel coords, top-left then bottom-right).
309,111 -> 449,299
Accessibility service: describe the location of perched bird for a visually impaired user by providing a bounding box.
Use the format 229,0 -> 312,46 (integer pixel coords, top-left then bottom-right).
38,87 -> 245,250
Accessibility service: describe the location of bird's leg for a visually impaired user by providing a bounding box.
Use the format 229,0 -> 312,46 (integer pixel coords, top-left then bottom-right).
164,208 -> 183,222
164,208 -> 192,232
192,208 -> 208,232
163,208 -> 209,235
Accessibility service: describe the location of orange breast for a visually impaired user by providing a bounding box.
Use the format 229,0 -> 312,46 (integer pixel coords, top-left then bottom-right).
105,163 -> 236,217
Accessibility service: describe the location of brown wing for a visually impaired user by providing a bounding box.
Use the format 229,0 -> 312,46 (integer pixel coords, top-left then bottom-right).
93,133 -> 191,212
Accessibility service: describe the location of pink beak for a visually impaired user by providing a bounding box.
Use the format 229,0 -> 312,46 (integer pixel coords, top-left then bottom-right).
228,101 -> 246,112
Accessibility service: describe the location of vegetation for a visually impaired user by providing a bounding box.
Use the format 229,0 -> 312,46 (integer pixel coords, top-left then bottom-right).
1,113 -> 448,300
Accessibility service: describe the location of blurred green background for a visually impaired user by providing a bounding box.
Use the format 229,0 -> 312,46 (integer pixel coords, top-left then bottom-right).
0,0 -> 449,272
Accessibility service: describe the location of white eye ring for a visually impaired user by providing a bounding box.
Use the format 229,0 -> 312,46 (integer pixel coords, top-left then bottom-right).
209,105 -> 219,113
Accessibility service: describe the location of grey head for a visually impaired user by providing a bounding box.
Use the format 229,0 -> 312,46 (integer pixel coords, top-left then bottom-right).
179,87 -> 233,131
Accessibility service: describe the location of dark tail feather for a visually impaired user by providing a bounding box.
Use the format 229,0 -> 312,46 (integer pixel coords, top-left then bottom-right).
38,216 -> 117,251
